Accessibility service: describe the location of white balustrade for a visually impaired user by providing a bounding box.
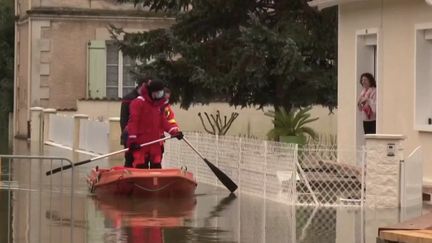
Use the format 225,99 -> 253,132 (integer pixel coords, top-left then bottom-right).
79,119 -> 109,154
48,114 -> 74,148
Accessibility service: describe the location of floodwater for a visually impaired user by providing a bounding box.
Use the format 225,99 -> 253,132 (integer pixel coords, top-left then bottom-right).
0,138 -> 429,243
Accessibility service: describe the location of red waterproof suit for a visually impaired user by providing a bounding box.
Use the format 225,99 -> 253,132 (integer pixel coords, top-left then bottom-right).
127,87 -> 179,168
161,101 -> 176,136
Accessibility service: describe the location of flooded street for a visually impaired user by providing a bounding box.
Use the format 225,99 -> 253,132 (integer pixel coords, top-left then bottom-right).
0,139 -> 428,243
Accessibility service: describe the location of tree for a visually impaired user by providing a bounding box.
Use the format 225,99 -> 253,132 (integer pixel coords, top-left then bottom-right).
113,0 -> 337,112
0,0 -> 14,124
198,110 -> 239,135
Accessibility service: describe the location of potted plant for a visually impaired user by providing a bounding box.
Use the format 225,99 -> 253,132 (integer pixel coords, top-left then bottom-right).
265,106 -> 318,145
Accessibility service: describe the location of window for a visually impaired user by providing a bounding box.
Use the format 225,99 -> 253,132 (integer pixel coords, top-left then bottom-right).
415,26 -> 432,131
87,40 -> 137,99
106,41 -> 136,98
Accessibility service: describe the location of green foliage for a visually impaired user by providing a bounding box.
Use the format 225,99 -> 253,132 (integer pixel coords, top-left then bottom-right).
113,0 -> 337,111
265,106 -> 318,141
0,0 -> 14,120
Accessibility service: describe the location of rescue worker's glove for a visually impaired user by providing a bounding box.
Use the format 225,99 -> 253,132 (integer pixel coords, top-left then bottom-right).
128,143 -> 141,151
173,131 -> 184,140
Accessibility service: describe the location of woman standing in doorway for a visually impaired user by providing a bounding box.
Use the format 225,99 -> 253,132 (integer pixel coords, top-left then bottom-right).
357,73 -> 377,134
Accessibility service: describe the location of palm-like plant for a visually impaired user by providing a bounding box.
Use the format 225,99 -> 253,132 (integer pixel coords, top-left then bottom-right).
265,106 -> 319,142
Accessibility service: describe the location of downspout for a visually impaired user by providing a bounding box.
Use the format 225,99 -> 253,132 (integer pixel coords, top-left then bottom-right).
29,0 -> 33,139
13,0 -> 18,138
27,18 -> 32,139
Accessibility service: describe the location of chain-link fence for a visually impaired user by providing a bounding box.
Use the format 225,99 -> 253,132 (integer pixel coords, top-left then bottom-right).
163,132 -> 365,207
297,146 -> 365,206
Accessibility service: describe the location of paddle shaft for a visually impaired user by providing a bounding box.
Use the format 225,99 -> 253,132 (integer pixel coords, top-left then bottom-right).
46,136 -> 172,176
182,137 -> 206,160
182,137 -> 238,193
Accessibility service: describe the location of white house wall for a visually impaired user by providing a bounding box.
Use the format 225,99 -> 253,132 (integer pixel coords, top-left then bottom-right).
74,101 -> 338,139
339,0 -> 432,184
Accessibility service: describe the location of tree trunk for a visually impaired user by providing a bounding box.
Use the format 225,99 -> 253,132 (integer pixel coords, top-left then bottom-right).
274,78 -> 292,113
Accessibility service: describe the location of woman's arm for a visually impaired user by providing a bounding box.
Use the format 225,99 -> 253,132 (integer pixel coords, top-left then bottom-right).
357,89 -> 366,110
367,88 -> 377,113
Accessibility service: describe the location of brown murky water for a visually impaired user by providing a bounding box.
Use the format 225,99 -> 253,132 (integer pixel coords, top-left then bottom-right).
0,139 -> 427,243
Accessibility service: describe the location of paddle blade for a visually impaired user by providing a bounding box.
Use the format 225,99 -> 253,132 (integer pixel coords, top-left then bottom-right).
46,159 -> 91,176
204,158 -> 238,193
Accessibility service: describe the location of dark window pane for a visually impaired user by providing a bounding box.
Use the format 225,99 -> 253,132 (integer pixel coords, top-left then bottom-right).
123,87 -> 135,96
106,66 -> 118,86
106,42 -> 119,65
106,87 -> 118,98
123,66 -> 135,87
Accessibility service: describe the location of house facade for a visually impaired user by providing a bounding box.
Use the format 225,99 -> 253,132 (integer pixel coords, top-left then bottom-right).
13,0 -> 173,138
310,0 -> 432,184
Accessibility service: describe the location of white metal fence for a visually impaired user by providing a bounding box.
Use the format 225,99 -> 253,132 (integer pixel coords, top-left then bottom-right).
163,132 -> 365,207
400,146 -> 423,211
44,114 -> 368,207
46,115 -> 423,209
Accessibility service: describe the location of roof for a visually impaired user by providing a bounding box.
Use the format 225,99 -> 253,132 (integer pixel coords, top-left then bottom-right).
308,0 -> 365,10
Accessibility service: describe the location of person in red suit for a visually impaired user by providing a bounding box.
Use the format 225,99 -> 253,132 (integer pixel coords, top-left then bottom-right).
160,88 -> 176,158
127,79 -> 183,169
120,76 -> 152,167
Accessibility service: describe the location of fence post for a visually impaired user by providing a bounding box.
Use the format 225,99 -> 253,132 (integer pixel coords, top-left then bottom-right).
73,114 -> 89,152
238,137 -> 242,190
264,140 -> 268,196
30,107 -> 44,142
108,117 -> 122,161
360,146 -> 366,209
42,108 -> 56,143
195,132 -> 199,178
216,134 -> 219,186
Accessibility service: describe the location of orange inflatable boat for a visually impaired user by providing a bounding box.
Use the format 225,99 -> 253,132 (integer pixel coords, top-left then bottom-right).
87,166 -> 197,197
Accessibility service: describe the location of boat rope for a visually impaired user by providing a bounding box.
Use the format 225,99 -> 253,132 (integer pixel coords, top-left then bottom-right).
133,182 -> 175,192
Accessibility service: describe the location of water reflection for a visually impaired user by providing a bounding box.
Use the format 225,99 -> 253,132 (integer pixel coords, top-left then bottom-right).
90,193 -> 237,243
0,121 -> 11,243
3,179 -> 424,243
1,139 -> 428,243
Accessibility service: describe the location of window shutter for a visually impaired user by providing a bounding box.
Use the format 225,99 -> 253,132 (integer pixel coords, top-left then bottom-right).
88,41 -> 106,98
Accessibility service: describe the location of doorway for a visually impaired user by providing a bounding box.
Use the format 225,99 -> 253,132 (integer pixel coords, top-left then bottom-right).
355,30 -> 378,152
